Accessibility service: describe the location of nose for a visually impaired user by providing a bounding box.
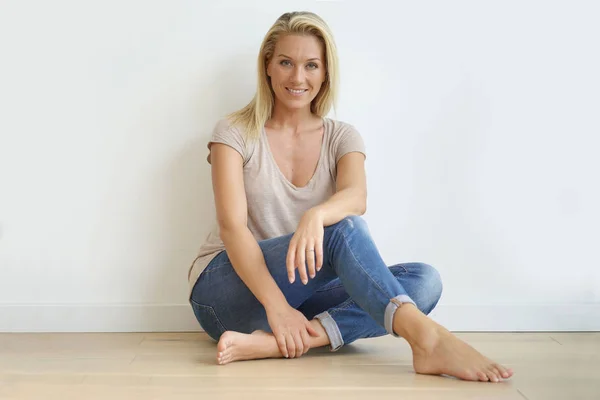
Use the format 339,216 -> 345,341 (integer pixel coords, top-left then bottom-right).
291,65 -> 305,85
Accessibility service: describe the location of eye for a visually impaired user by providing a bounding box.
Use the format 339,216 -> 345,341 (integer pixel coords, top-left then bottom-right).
280,60 -> 292,66
306,62 -> 318,70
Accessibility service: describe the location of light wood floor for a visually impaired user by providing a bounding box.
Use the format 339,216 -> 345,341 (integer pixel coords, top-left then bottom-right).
0,332 -> 598,399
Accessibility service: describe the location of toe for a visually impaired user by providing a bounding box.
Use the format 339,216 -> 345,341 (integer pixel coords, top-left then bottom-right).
476,371 -> 489,382
216,333 -> 230,353
492,367 -> 503,381
495,364 -> 511,378
219,354 -> 231,365
216,342 -> 226,353
486,369 -> 499,383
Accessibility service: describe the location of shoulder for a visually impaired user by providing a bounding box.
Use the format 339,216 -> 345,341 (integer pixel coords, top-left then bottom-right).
212,118 -> 243,138
325,117 -> 363,143
208,118 -> 255,165
326,117 -> 359,134
326,117 -> 362,141
325,117 -> 366,162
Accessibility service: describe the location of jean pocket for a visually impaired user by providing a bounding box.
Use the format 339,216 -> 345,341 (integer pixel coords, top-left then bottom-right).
190,301 -> 226,342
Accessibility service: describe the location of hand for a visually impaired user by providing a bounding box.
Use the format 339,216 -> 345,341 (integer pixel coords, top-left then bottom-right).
266,303 -> 319,358
286,208 -> 325,284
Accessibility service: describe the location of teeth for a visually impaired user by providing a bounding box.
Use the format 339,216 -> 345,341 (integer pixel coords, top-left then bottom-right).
287,88 -> 306,94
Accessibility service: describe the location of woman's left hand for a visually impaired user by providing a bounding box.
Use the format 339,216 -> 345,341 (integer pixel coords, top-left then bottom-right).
286,208 -> 325,284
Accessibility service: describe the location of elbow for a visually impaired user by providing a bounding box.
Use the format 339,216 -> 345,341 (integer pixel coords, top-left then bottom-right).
358,202 -> 367,216
357,190 -> 367,215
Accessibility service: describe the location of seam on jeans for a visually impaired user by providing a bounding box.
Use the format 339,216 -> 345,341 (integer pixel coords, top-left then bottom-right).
202,261 -> 231,274
316,284 -> 344,293
327,297 -> 357,317
316,266 -> 405,294
393,264 -> 409,274
337,223 -> 395,302
190,299 -> 228,333
262,240 -> 289,254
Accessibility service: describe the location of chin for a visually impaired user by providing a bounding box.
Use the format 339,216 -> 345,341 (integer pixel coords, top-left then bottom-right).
285,98 -> 317,110
282,101 -> 312,110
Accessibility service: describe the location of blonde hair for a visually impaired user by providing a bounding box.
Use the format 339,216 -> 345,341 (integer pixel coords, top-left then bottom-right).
227,11 -> 339,141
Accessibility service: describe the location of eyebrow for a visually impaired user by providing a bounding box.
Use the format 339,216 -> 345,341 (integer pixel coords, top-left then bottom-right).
278,53 -> 321,61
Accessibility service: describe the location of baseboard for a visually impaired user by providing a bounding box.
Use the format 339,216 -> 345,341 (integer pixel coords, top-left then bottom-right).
427,304 -> 600,332
1,303 -> 598,333
0,304 -> 200,333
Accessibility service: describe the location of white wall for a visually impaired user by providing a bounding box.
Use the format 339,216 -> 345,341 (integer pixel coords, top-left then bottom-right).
1,0 -> 598,332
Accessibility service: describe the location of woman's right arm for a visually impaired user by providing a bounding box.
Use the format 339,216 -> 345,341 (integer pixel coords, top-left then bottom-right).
209,143 -> 317,358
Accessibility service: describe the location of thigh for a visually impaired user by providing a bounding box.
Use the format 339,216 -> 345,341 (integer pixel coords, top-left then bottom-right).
190,232 -> 338,338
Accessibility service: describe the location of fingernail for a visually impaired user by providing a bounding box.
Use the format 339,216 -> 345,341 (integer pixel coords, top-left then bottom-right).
310,273 -> 315,278
302,279 -> 308,285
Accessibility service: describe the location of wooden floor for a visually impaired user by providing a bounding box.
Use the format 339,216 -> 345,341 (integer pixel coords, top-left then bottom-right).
0,332 -> 598,400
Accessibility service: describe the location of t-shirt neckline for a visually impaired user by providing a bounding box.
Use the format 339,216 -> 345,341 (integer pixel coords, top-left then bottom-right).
261,117 -> 328,191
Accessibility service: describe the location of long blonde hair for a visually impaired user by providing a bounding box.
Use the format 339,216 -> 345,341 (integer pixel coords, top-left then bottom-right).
227,11 -> 339,141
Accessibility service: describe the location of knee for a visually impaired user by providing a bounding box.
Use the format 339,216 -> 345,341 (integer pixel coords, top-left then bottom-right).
333,215 -> 367,235
414,263 -> 443,313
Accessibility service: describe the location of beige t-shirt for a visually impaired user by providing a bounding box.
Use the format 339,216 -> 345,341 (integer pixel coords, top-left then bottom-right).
187,117 -> 367,298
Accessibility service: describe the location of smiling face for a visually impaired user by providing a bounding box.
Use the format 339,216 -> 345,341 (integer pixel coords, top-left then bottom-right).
266,34 -> 327,112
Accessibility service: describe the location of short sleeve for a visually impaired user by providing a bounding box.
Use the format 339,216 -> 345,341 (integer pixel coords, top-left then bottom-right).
333,122 -> 367,164
207,119 -> 251,165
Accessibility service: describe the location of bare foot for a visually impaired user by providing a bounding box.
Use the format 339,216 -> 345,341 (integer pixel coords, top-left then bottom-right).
412,325 -> 514,383
216,330 -> 282,365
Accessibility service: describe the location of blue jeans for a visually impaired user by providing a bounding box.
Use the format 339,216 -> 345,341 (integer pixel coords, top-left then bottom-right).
190,216 -> 443,351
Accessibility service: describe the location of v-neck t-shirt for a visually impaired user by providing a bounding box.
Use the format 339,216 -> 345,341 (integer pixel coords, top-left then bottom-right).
187,117 -> 367,298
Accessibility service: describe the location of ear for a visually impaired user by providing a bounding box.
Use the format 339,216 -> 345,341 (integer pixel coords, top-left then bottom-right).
266,59 -> 272,77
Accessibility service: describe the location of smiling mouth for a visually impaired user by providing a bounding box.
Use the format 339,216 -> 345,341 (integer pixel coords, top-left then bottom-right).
286,88 -> 308,95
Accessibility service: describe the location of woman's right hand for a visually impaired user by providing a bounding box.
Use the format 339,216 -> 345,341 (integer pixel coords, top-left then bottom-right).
265,303 -> 319,359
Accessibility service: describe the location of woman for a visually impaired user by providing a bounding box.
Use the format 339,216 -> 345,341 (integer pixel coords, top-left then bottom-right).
188,11 -> 513,383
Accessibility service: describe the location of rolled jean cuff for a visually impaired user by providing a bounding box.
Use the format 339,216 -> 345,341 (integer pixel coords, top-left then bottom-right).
384,294 -> 417,337
314,311 -> 344,352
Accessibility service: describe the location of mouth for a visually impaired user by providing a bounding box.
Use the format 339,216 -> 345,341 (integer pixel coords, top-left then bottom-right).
286,87 -> 308,95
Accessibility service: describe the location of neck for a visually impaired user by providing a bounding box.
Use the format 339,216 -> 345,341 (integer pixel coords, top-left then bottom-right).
269,102 -> 316,132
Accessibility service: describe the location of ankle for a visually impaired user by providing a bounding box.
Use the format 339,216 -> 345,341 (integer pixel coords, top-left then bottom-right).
392,304 -> 441,351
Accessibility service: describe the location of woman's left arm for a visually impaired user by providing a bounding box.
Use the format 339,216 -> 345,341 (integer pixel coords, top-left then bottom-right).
311,151 -> 367,225
286,152 -> 367,284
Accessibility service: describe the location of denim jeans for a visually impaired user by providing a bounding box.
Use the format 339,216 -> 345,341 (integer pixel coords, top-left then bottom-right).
190,216 -> 443,351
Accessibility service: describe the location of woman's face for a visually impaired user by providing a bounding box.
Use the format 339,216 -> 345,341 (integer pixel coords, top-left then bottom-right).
267,34 -> 326,112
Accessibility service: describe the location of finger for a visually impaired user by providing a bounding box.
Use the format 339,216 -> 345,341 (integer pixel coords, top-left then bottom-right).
293,332 -> 304,358
315,239 -> 324,272
296,241 -> 309,285
284,333 -> 296,359
300,328 -> 311,354
276,334 -> 289,358
286,241 -> 297,283
306,240 -> 316,279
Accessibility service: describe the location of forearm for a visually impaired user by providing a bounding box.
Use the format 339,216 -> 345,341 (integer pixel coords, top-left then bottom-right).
310,187 -> 367,227
221,227 -> 287,310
